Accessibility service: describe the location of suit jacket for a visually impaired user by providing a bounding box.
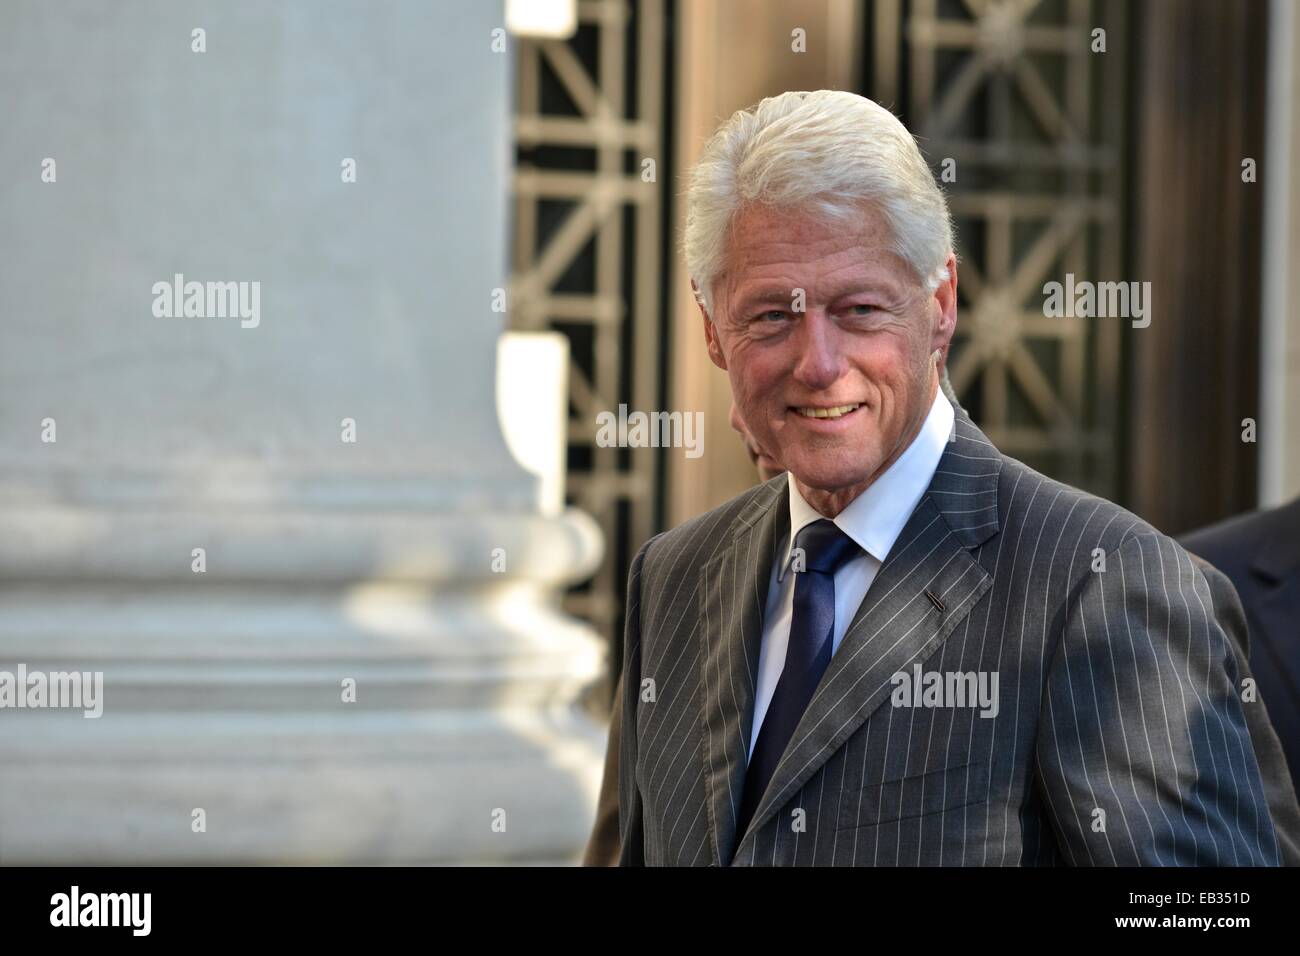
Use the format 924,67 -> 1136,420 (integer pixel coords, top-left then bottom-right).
616,408 -> 1287,865
1182,500 -> 1300,795
583,564 -> 1300,866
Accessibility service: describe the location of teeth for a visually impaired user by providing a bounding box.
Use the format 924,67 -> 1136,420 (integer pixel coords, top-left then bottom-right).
796,404 -> 859,419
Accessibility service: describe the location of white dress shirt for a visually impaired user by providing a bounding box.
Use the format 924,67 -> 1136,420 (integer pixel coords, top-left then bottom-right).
747,388 -> 955,761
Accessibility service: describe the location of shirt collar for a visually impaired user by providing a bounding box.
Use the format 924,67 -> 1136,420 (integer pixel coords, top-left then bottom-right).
778,388 -> 954,582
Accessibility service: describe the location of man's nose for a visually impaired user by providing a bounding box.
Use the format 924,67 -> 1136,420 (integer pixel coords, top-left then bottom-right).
791,311 -> 844,391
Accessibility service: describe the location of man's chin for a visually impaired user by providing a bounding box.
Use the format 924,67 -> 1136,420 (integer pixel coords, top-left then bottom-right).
787,463 -> 877,496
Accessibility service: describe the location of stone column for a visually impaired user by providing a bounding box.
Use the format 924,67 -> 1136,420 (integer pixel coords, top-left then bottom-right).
0,0 -> 605,863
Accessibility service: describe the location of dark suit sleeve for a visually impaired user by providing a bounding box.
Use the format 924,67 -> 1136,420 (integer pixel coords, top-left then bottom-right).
616,538 -> 653,866
1035,532 -> 1280,865
1189,553 -> 1300,866
580,671 -> 623,866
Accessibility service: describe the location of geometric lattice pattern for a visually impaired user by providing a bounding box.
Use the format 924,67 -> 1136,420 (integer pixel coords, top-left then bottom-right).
875,0 -> 1128,497
510,0 -> 668,643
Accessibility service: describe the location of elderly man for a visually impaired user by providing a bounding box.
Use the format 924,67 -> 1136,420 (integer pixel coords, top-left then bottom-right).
616,90 -> 1290,866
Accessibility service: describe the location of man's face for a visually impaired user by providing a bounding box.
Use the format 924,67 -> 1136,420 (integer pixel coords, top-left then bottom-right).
702,202 -> 956,514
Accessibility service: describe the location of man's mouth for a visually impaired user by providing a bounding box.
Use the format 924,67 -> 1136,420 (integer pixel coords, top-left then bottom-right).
793,403 -> 861,420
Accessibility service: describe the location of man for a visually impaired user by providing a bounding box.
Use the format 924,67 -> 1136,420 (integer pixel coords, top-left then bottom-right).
584,383 -> 1300,865
615,90 -> 1289,865
1182,498 -> 1300,793
584,384 -> 1300,866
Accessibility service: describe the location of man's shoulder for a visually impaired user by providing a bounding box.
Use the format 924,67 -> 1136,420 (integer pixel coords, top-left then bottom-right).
991,452 -> 1161,558
988,454 -> 1243,643
943,409 -> 1162,560
637,474 -> 783,580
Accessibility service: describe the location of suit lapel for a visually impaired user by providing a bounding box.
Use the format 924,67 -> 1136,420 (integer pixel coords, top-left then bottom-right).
697,476 -> 787,866
732,409 -> 1003,855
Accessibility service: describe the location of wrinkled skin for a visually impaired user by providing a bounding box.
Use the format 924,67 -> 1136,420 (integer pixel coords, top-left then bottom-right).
698,201 -> 957,517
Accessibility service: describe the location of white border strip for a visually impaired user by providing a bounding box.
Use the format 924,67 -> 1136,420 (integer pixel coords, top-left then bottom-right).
1261,0 -> 1297,506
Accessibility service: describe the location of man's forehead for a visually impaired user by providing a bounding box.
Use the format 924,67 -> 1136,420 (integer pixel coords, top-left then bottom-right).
727,264 -> 907,306
719,204 -> 906,300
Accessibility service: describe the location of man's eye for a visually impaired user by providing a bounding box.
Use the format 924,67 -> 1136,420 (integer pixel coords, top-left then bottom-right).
848,304 -> 876,316
757,310 -> 786,322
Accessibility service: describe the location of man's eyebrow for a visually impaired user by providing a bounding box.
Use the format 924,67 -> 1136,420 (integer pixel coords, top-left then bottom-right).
733,287 -> 801,307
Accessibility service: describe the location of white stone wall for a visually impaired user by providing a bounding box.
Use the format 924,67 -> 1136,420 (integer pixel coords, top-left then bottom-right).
0,0 -> 606,863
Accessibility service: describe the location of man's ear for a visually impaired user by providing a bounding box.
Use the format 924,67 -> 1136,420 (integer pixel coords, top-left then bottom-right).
703,315 -> 728,371
695,280 -> 728,371
930,252 -> 958,355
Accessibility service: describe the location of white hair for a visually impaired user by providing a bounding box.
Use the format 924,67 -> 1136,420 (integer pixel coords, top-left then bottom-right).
683,90 -> 954,316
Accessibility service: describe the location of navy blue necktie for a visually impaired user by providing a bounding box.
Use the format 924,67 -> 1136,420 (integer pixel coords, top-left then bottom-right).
737,518 -> 860,839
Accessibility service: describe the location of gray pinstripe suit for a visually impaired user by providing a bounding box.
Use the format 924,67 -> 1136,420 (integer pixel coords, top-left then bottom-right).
617,408 -> 1283,865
